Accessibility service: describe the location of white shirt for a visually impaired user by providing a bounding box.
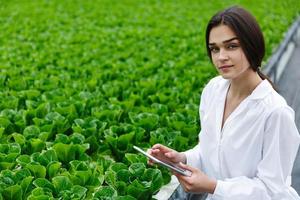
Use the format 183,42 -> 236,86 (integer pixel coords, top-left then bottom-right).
184,76 -> 300,200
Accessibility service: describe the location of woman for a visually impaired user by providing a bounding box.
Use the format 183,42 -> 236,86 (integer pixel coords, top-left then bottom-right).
149,6 -> 300,200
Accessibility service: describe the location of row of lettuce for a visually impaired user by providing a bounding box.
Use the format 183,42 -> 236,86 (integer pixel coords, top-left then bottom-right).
0,0 -> 299,199
0,90 -> 202,199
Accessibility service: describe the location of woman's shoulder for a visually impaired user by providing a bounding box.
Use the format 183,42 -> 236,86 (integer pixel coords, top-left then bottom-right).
260,83 -> 288,107
263,94 -> 295,119
257,81 -> 294,116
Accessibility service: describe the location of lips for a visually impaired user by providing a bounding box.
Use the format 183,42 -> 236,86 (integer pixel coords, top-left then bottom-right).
218,65 -> 233,69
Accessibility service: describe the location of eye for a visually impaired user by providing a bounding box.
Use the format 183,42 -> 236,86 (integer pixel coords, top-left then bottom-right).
209,46 -> 219,53
226,43 -> 239,50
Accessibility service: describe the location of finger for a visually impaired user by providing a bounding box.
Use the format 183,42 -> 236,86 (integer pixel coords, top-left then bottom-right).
149,146 -> 162,156
148,148 -> 162,158
152,144 -> 173,153
152,143 -> 163,149
173,171 -> 183,180
172,169 -> 190,182
151,148 -> 161,154
178,162 -> 195,172
146,149 -> 159,164
147,156 -> 155,164
164,151 -> 177,159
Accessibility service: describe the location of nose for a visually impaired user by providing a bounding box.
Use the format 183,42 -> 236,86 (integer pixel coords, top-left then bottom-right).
217,48 -> 229,61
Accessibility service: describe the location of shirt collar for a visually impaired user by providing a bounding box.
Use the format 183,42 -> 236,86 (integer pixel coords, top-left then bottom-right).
219,78 -> 274,101
248,79 -> 273,100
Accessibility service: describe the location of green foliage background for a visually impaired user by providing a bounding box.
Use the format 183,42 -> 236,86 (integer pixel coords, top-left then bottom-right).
0,0 -> 299,199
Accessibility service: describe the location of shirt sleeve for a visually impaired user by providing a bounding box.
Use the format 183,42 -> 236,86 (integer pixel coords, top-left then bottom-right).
211,106 -> 300,200
184,142 -> 202,169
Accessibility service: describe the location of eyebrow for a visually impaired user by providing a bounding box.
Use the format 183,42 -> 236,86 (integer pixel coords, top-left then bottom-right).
208,37 -> 239,46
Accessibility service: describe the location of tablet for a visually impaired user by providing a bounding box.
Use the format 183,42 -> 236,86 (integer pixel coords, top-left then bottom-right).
133,145 -> 192,177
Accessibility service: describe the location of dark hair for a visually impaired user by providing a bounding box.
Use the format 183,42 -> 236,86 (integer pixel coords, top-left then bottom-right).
205,6 -> 275,88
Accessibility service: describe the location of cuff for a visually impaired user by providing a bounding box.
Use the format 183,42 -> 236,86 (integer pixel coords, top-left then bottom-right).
211,180 -> 225,200
183,148 -> 194,165
183,147 -> 201,169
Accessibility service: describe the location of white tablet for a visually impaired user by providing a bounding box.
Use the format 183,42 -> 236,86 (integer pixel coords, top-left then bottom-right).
133,145 -> 192,177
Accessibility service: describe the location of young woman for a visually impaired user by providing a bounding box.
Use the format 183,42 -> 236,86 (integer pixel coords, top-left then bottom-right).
149,6 -> 300,200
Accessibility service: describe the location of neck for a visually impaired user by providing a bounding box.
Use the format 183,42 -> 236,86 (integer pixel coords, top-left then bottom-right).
229,68 -> 262,99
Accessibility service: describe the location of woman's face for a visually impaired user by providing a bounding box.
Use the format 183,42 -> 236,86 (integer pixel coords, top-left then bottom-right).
208,24 -> 251,80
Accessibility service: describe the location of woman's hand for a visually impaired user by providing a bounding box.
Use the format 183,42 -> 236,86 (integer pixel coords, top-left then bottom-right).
147,144 -> 186,165
174,162 -> 217,194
